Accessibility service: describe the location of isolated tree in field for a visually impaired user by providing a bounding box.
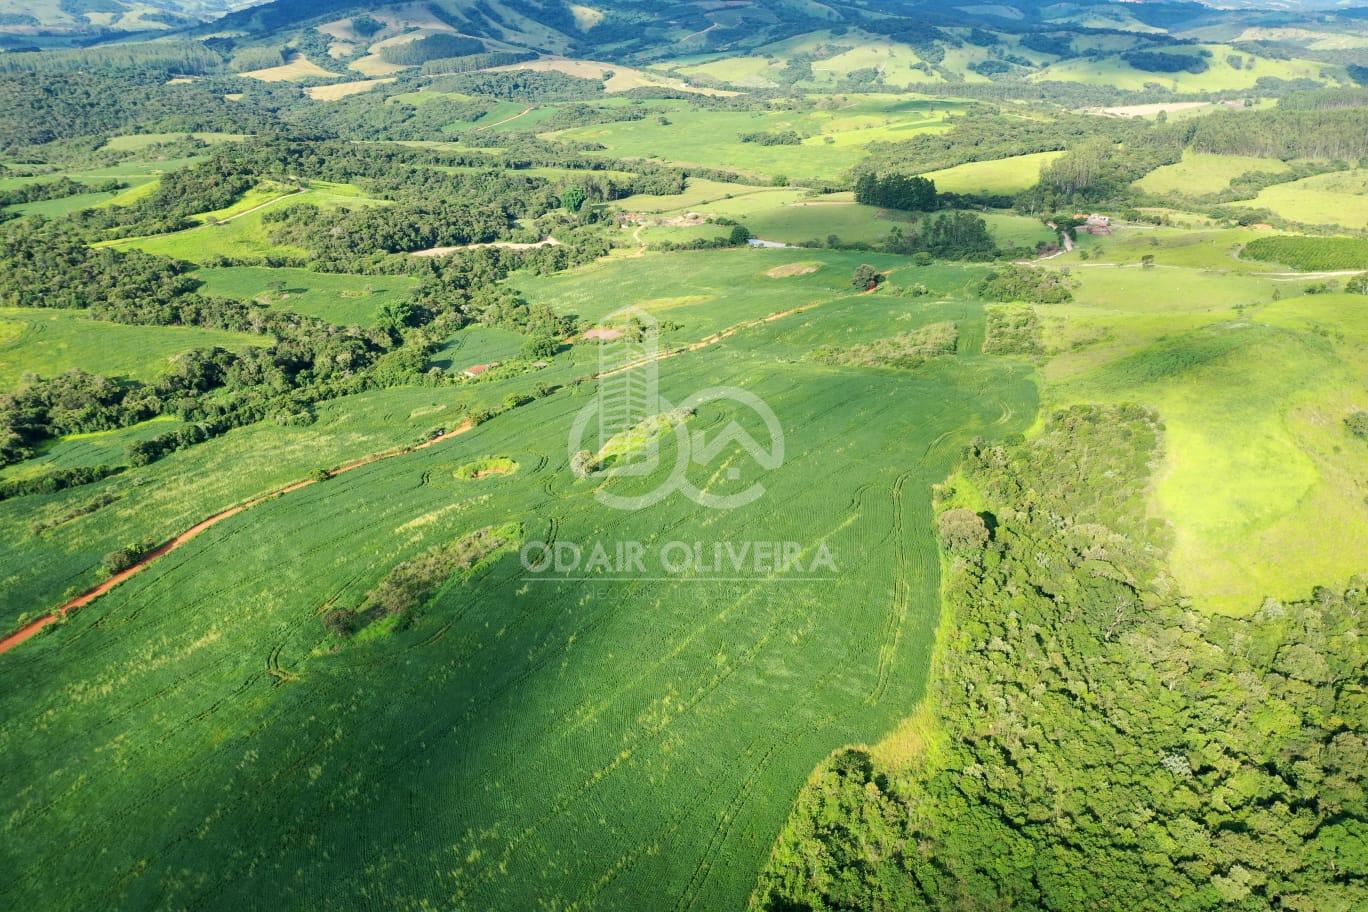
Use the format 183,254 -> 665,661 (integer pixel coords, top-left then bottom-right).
728,224 -> 752,246
852,264 -> 882,291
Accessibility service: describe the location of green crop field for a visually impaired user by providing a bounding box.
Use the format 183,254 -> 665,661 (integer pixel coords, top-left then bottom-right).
0,253 -> 1036,910
0,416 -> 184,481
193,266 -> 419,326
0,307 -> 265,389
3,5 -> 1366,909
0,383 -> 528,626
511,247 -> 989,333
431,324 -> 528,371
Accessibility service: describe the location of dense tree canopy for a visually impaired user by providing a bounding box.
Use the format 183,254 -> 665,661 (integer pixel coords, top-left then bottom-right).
755,406 -> 1367,911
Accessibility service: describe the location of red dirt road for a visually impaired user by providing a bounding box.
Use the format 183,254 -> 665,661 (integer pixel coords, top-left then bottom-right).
0,421 -> 473,656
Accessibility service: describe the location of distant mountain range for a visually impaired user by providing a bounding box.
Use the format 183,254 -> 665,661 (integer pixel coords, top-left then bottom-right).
0,1 -> 266,38
3,0 -> 1363,47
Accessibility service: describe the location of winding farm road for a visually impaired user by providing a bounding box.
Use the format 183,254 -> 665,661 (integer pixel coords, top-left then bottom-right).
2,283 -> 864,656
0,421 -> 473,655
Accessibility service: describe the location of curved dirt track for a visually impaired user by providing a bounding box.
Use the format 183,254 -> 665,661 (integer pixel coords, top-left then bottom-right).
0,421 -> 472,656
2,290 -> 855,656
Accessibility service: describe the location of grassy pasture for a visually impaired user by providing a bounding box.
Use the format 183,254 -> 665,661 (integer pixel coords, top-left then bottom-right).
0,307 -> 265,390
1032,44 -> 1336,91
545,98 -> 962,181
1231,169 -> 1368,230
743,202 -> 1051,249
1065,307 -> 1366,614
5,189 -> 125,218
193,180 -> 298,223
0,153 -> 207,219
741,200 -> 905,246
670,32 -> 993,88
192,267 -> 418,326
97,180 -> 162,208
619,179 -> 797,214
672,53 -> 779,88
388,87 -> 477,106
1035,251 -> 1366,613
0,283 -> 1035,911
1069,224 -> 1281,272
920,151 -> 1065,195
1134,152 -> 1291,197
799,33 -> 941,86
618,183 -> 1054,251
100,132 -> 247,151
103,181 -> 383,262
487,57 -> 731,95
641,223 -> 733,246
1040,264 -> 1278,378
242,53 -> 338,82
981,212 -> 1060,249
